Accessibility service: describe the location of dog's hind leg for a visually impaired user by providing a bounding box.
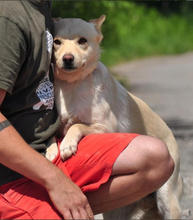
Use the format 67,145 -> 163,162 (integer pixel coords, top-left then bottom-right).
103,197 -> 162,220
156,174 -> 183,219
103,204 -> 135,220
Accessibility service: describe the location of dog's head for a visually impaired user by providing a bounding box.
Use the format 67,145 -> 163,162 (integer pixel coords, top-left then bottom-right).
53,15 -> 106,82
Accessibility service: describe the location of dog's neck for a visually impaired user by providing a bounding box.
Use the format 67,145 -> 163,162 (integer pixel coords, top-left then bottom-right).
54,63 -> 98,83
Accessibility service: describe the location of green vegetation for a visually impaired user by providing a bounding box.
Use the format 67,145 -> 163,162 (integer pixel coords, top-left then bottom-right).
52,2 -> 193,67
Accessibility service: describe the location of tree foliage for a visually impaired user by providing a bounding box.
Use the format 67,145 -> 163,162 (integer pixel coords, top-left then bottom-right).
52,2 -> 193,66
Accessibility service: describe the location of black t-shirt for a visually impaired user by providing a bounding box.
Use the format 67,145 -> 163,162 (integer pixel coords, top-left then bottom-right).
0,1 -> 60,185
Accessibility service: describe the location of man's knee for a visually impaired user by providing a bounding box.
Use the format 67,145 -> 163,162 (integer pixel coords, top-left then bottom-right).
112,135 -> 174,187
143,136 -> 175,189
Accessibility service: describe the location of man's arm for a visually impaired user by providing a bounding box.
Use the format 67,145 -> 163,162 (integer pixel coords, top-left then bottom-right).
0,89 -> 93,219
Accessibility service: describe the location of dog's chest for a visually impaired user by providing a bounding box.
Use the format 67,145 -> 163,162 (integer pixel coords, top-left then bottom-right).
55,81 -> 95,124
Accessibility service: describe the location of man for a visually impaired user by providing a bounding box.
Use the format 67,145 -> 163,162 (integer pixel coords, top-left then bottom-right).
0,1 -> 174,219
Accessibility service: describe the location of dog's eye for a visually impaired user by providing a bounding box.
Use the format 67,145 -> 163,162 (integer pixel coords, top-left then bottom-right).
54,39 -> 61,45
78,38 -> 87,45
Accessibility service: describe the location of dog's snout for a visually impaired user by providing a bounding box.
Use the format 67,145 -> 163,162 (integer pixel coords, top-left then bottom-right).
62,54 -> 75,70
63,54 -> 74,64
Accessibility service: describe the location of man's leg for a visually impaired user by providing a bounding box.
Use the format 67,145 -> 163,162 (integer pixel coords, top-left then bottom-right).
0,135 -> 174,219
85,135 -> 174,214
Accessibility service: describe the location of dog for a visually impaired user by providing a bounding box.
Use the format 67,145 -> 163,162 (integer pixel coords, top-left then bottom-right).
46,15 -> 183,219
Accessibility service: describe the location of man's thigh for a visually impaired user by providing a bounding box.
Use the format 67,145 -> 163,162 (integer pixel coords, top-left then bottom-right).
59,133 -> 139,192
0,133 -> 139,219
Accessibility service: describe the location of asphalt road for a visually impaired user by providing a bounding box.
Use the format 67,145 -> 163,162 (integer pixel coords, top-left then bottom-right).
110,52 -> 193,219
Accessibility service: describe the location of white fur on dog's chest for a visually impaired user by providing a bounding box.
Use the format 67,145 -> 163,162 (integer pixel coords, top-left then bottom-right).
54,66 -> 132,135
55,77 -> 98,128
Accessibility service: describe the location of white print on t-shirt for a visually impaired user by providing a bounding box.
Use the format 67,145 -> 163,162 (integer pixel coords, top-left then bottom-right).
46,29 -> 53,59
33,72 -> 54,110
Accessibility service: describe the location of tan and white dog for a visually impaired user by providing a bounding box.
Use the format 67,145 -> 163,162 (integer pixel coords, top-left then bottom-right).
46,15 -> 183,219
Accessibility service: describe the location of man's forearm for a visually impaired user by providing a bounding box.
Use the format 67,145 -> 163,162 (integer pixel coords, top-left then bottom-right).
0,113 -> 94,219
0,113 -> 66,190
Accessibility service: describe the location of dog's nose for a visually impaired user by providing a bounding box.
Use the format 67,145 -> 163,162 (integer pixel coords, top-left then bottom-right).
62,54 -> 74,64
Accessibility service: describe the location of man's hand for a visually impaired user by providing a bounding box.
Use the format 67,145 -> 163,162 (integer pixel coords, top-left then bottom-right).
46,169 -> 94,219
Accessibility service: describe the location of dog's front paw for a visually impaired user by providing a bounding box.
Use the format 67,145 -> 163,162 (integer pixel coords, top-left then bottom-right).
60,138 -> 78,160
45,143 -> 58,161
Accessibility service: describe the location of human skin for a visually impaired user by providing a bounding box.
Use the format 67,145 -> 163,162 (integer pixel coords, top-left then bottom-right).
0,89 -> 93,219
0,88 -> 174,219
86,135 -> 174,214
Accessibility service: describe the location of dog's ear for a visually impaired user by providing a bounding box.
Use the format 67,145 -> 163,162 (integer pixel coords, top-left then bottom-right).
89,15 -> 106,43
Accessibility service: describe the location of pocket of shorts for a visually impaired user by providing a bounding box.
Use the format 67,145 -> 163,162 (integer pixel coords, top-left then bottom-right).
0,193 -> 33,219
0,178 -> 32,206
0,193 -> 10,204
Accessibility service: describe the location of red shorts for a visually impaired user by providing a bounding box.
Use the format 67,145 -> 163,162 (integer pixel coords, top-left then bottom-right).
0,133 -> 139,219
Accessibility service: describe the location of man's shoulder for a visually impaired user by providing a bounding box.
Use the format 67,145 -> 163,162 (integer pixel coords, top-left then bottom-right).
0,1 -> 25,17
0,1 -> 29,31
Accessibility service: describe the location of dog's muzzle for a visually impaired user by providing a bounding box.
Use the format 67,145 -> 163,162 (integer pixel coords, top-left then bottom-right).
62,54 -> 75,70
